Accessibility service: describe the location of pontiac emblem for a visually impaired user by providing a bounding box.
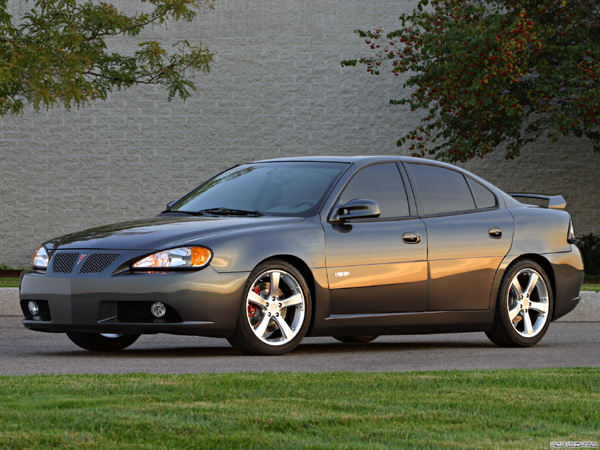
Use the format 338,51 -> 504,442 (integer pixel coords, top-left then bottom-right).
77,254 -> 87,265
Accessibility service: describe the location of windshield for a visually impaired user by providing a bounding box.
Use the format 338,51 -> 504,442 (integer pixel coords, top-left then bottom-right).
169,162 -> 347,217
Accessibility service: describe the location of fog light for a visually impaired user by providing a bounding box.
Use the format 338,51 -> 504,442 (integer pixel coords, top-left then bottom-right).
28,301 -> 40,316
150,302 -> 166,318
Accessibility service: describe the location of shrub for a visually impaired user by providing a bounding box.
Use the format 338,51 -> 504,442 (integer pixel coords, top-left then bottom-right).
575,234 -> 600,277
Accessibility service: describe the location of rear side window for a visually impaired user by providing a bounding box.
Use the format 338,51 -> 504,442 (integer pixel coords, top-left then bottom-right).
340,163 -> 410,219
467,177 -> 497,209
407,163 -> 476,215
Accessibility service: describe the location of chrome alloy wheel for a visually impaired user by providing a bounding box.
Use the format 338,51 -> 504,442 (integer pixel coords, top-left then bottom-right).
506,268 -> 550,338
245,269 -> 306,346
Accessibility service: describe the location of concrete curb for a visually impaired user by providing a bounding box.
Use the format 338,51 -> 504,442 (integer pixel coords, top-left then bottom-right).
0,288 -> 21,317
0,288 -> 22,316
2,287 -> 598,321
556,291 -> 600,323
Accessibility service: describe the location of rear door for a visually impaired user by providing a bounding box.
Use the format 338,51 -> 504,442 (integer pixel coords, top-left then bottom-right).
323,163 -> 428,315
404,162 -> 514,311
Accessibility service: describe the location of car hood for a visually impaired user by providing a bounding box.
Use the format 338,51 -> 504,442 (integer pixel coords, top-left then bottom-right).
46,215 -> 305,251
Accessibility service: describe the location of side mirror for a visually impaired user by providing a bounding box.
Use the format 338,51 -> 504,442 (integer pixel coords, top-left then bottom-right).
331,199 -> 381,222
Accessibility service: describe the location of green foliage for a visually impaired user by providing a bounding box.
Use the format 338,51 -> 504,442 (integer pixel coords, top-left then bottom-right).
342,0 -> 600,162
576,233 -> 600,276
0,369 -> 598,449
0,0 -> 216,114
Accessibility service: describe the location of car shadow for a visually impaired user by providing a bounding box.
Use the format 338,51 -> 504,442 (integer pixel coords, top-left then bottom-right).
44,339 -> 498,359
296,340 -> 498,354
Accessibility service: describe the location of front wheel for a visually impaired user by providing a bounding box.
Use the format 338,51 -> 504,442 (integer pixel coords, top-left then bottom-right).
227,260 -> 312,355
66,331 -> 140,351
486,260 -> 553,347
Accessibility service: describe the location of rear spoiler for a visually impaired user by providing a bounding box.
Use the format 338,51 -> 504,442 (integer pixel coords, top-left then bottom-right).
509,194 -> 567,210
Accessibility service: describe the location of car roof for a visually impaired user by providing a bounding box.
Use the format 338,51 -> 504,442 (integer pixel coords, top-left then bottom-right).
255,155 -> 470,172
257,155 -> 429,165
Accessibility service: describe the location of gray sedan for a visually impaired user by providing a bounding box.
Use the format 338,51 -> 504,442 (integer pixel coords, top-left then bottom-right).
20,156 -> 584,355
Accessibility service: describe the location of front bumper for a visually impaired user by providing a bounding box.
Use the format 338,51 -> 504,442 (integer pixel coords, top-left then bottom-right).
20,266 -> 249,338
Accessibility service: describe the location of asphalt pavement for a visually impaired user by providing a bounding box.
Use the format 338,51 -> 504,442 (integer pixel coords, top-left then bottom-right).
0,317 -> 598,375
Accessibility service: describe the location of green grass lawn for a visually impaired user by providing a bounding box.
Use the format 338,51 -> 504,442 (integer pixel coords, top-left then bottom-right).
0,369 -> 598,450
582,283 -> 600,292
0,277 -> 19,288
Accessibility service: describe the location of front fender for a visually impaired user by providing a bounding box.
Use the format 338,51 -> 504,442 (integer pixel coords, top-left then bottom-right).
199,216 -> 326,273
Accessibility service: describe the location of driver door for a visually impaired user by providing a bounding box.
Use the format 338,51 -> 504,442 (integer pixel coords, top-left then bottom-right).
323,163 -> 428,315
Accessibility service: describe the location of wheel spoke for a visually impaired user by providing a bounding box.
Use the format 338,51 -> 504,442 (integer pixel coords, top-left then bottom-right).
248,291 -> 268,309
280,293 -> 303,309
269,271 -> 281,298
529,300 -> 548,315
508,303 -> 522,322
523,272 -> 539,298
523,311 -> 534,335
511,278 -> 524,298
254,313 -> 272,339
273,315 -> 294,340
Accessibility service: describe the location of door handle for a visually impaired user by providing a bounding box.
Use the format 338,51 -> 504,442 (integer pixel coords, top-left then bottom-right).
488,227 -> 502,239
402,232 -> 422,244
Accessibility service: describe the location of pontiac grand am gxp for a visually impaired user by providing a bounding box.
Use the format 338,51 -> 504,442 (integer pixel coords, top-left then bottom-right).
20,156 -> 584,355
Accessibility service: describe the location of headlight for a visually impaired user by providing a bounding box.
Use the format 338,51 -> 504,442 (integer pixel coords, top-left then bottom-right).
132,246 -> 212,270
32,246 -> 49,269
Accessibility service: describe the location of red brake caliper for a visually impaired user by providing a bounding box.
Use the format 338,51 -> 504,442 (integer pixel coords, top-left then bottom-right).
248,286 -> 261,317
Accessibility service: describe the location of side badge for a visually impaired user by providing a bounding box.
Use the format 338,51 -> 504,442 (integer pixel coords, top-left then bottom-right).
334,271 -> 350,278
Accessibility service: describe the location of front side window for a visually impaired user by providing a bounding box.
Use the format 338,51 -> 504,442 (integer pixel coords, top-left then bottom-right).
407,163 -> 476,215
171,162 -> 347,216
339,163 -> 410,219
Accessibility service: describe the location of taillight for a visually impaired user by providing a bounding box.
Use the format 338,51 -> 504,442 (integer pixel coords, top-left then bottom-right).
567,220 -> 576,244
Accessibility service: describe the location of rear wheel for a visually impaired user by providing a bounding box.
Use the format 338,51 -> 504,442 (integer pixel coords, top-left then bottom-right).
66,331 -> 140,351
227,260 -> 312,355
486,260 -> 553,347
333,336 -> 379,344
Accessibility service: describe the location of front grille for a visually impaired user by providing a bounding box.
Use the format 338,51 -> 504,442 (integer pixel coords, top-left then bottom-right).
79,253 -> 121,274
52,253 -> 79,273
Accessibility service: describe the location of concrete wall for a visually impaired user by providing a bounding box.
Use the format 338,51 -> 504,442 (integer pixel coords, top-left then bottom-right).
1,0 -> 599,267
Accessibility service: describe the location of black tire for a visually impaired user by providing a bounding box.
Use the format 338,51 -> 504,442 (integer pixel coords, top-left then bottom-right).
227,259 -> 312,355
66,331 -> 140,351
333,336 -> 379,344
486,259 -> 553,347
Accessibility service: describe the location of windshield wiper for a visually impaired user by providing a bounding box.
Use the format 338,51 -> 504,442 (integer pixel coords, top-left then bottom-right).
162,210 -> 207,216
197,207 -> 263,217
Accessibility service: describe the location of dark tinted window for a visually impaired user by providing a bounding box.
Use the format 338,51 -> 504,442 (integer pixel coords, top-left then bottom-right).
467,177 -> 497,209
407,163 -> 475,215
171,162 -> 346,216
340,163 -> 410,219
